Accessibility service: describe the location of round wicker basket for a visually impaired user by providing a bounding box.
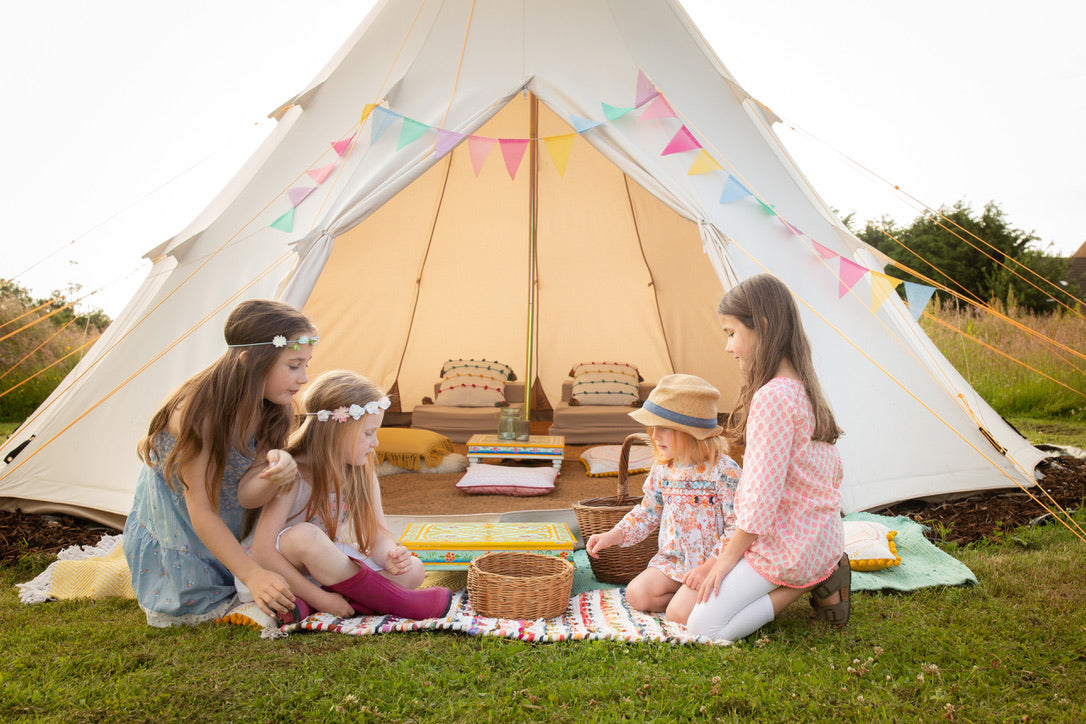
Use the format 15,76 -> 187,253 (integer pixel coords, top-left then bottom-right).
573,433 -> 659,584
467,551 -> 574,620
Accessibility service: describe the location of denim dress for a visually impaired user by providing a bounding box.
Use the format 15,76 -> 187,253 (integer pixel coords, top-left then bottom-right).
123,432 -> 252,627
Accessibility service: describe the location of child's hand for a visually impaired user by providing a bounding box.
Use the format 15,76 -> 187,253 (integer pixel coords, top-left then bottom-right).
259,449 -> 298,495
314,590 -> 355,619
683,558 -> 716,591
586,529 -> 621,559
696,558 -> 734,604
244,567 -> 296,618
384,545 -> 412,576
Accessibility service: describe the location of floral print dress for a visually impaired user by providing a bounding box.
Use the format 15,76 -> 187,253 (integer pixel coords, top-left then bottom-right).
613,453 -> 742,582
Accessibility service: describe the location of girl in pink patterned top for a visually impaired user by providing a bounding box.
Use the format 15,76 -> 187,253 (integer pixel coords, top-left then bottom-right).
586,374 -> 742,623
686,273 -> 849,642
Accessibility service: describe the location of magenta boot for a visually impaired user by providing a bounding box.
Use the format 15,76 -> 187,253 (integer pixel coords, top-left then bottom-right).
276,596 -> 314,626
324,565 -> 452,620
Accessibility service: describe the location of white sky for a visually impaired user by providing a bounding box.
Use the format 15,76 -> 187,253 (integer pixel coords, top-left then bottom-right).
3,0 -> 1083,318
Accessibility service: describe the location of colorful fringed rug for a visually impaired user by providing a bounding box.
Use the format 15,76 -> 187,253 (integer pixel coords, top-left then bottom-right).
280,587 -> 725,646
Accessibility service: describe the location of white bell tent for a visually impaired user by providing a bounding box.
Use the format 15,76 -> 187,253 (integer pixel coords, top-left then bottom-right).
0,0 -> 1045,528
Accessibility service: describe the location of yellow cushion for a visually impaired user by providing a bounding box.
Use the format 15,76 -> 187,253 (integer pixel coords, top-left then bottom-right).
48,545 -> 135,601
375,428 -> 454,471
843,520 -> 901,572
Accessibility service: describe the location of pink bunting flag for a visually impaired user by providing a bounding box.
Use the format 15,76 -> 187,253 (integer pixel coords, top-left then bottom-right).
661,126 -> 701,155
838,258 -> 869,298
288,186 -> 315,207
306,163 -> 336,185
499,138 -> 530,180
811,241 -> 838,260
331,133 -> 356,157
635,69 -> 658,107
434,129 -> 464,160
639,95 -> 676,121
468,135 -> 497,176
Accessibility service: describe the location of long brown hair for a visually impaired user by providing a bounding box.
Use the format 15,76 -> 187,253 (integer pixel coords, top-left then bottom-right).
137,299 -> 316,506
287,370 -> 386,554
717,274 -> 842,446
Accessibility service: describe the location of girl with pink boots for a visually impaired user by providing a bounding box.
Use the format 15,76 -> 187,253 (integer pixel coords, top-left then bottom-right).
239,370 -> 451,625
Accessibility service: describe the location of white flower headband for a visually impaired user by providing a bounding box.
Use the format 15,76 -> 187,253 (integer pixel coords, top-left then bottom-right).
228,334 -> 319,350
307,396 -> 391,422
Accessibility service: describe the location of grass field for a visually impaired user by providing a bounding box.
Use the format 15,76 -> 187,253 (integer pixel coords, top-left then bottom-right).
2,510 -> 1083,722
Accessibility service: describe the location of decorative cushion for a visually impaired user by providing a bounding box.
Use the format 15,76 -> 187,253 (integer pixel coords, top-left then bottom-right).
579,444 -> 655,477
455,463 -> 559,496
569,361 -> 640,406
843,520 -> 901,571
435,358 -> 515,407
375,428 -> 455,471
377,453 -> 468,476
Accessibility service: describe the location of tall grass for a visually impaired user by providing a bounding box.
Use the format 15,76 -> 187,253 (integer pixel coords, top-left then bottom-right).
921,298 -> 1086,421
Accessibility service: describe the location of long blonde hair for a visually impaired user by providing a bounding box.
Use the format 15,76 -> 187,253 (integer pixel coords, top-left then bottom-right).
648,426 -> 730,469
137,299 -> 316,506
717,274 -> 842,446
287,370 -> 386,554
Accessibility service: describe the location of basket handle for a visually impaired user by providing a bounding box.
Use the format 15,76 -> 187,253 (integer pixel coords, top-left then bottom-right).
616,432 -> 652,503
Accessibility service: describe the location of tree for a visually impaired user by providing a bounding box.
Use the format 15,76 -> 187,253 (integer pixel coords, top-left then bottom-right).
857,201 -> 1070,313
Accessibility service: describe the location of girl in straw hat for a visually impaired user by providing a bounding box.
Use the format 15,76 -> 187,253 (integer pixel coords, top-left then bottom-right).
586,373 -> 742,622
686,273 -> 847,643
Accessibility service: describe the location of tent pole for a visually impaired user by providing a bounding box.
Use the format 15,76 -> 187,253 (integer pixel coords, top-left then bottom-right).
524,92 -> 539,425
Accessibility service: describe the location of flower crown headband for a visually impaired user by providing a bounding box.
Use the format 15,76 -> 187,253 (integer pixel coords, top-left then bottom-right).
228,334 -> 319,350
307,396 -> 391,422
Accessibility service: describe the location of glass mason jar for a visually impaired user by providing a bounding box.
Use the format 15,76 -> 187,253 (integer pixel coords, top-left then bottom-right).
498,406 -> 521,440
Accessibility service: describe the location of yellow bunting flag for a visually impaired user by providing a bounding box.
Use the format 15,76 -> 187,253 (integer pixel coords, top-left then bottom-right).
869,271 -> 903,311
687,149 -> 722,175
544,134 -> 575,176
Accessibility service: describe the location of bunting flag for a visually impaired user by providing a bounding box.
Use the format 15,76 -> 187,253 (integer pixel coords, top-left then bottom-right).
755,199 -> 776,216
307,163 -> 336,184
904,282 -> 936,321
687,149 -> 722,175
662,126 -> 700,155
811,241 -> 838,260
331,134 -> 356,158
639,95 -> 676,121
360,103 -> 376,126
468,135 -> 497,176
870,271 -> 903,311
544,133 -> 575,176
270,207 -> 294,233
397,117 -> 432,150
602,102 -> 634,121
719,175 -> 751,203
635,69 -> 658,107
781,219 -> 803,236
288,186 -> 315,207
499,138 -> 530,179
370,107 -> 399,143
434,129 -> 464,160
570,114 -> 602,133
838,258 -> 869,298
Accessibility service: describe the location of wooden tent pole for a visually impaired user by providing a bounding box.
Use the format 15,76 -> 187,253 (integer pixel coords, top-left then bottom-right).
524,92 -> 539,424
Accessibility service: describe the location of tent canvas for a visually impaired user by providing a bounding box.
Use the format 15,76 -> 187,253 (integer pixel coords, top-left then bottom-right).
0,0 -> 1045,529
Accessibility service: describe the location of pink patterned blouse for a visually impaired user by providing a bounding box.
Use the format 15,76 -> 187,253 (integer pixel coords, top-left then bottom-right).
614,453 -> 742,582
735,377 -> 843,588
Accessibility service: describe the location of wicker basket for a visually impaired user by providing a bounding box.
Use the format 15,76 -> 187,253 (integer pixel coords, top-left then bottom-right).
467,551 -> 574,620
573,432 -> 659,584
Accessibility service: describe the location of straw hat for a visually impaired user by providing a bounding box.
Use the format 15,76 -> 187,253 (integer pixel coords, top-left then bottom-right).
628,373 -> 723,439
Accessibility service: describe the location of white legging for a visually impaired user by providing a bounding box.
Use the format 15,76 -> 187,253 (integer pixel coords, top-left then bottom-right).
685,557 -> 777,642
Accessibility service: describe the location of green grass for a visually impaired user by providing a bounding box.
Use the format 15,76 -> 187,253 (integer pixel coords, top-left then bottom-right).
3,511 -> 1085,722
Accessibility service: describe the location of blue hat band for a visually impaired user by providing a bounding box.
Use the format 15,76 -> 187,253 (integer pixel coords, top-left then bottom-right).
642,400 -> 717,429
